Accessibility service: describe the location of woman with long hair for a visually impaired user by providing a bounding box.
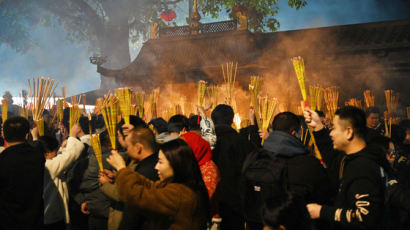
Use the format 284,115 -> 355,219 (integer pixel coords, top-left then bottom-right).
106,138 -> 209,230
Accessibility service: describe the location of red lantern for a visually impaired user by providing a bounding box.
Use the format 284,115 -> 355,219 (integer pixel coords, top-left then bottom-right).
160,10 -> 177,22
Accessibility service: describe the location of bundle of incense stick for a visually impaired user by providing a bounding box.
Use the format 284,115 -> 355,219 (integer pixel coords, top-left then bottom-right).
57,99 -> 64,122
233,113 -> 241,131
90,134 -> 103,171
384,90 -> 399,115
69,95 -> 82,131
291,56 -> 307,102
1,99 -> 8,123
324,87 -> 339,123
197,80 -> 207,107
94,98 -> 103,114
175,104 -> 182,115
221,61 -> 237,105
101,96 -> 119,150
261,96 -> 278,130
206,85 -> 219,110
149,88 -> 160,119
115,88 -> 132,124
363,90 -> 374,108
309,85 -> 322,111
62,86 -> 67,108
19,107 -> 29,119
82,94 -> 86,114
28,77 -> 58,136
69,105 -> 81,131
135,92 -> 145,118
316,87 -> 324,111
249,76 -> 263,118
384,111 -> 392,138
345,98 -> 362,108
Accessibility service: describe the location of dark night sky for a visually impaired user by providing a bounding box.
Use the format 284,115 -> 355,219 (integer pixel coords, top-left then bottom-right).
0,0 -> 409,98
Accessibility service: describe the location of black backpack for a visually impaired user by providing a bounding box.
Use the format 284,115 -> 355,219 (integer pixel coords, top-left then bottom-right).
241,148 -> 288,223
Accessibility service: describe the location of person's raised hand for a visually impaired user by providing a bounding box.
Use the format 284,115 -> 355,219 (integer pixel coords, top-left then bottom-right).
106,150 -> 126,171
31,127 -> 39,141
81,202 -> 90,215
102,169 -> 116,178
258,130 -> 269,140
306,203 -> 322,219
122,124 -> 135,137
70,124 -> 82,138
249,107 -> 256,126
303,107 -> 324,132
98,172 -> 113,184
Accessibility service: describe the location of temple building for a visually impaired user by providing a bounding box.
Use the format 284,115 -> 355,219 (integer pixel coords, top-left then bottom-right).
82,4 -> 410,106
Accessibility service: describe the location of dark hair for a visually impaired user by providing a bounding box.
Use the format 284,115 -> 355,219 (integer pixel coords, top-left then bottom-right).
316,110 -> 325,118
62,108 -> 70,131
365,107 -> 380,118
368,135 -> 391,153
3,116 -> 30,142
159,139 -> 210,220
129,115 -> 148,129
168,115 -> 188,133
335,106 -> 367,139
391,124 -> 405,146
188,115 -> 201,131
148,118 -> 168,134
38,135 -> 60,152
79,116 -> 92,135
129,127 -> 156,151
271,112 -> 301,134
99,130 -> 112,149
211,104 -> 234,125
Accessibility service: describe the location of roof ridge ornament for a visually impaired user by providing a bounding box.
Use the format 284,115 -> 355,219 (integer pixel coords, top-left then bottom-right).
189,0 -> 201,35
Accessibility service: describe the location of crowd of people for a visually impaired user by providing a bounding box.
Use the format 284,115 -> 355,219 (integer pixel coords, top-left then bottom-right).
0,103 -> 409,230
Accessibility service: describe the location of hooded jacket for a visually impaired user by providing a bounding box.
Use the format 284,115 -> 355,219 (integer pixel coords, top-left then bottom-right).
314,128 -> 385,230
263,131 -> 330,204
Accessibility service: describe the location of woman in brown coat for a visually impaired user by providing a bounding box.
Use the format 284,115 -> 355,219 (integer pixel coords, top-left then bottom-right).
106,139 -> 209,230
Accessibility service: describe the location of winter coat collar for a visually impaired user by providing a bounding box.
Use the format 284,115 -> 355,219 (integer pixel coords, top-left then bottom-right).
263,131 -> 306,157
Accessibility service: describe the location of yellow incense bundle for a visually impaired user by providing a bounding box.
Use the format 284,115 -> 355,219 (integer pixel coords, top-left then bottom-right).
197,80 -> 207,107
384,111 -> 392,138
57,99 -> 64,122
70,105 -> 81,130
261,96 -> 278,130
149,88 -> 159,119
221,61 -> 237,105
309,86 -> 322,111
207,85 -> 219,109
28,77 -> 58,136
90,134 -> 103,171
101,96 -> 119,150
249,76 -> 262,109
1,99 -> 8,123
363,90 -> 374,108
115,88 -> 132,124
135,92 -> 145,119
324,87 -> 339,123
345,98 -> 362,108
291,56 -> 307,102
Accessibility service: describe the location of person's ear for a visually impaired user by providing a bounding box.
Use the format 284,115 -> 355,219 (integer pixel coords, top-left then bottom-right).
136,143 -> 143,154
25,133 -> 29,141
346,127 -> 354,140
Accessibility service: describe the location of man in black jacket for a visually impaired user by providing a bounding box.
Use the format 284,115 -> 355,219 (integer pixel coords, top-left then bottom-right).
0,116 -> 45,230
304,106 -> 385,230
261,112 -> 331,230
211,104 -> 254,230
